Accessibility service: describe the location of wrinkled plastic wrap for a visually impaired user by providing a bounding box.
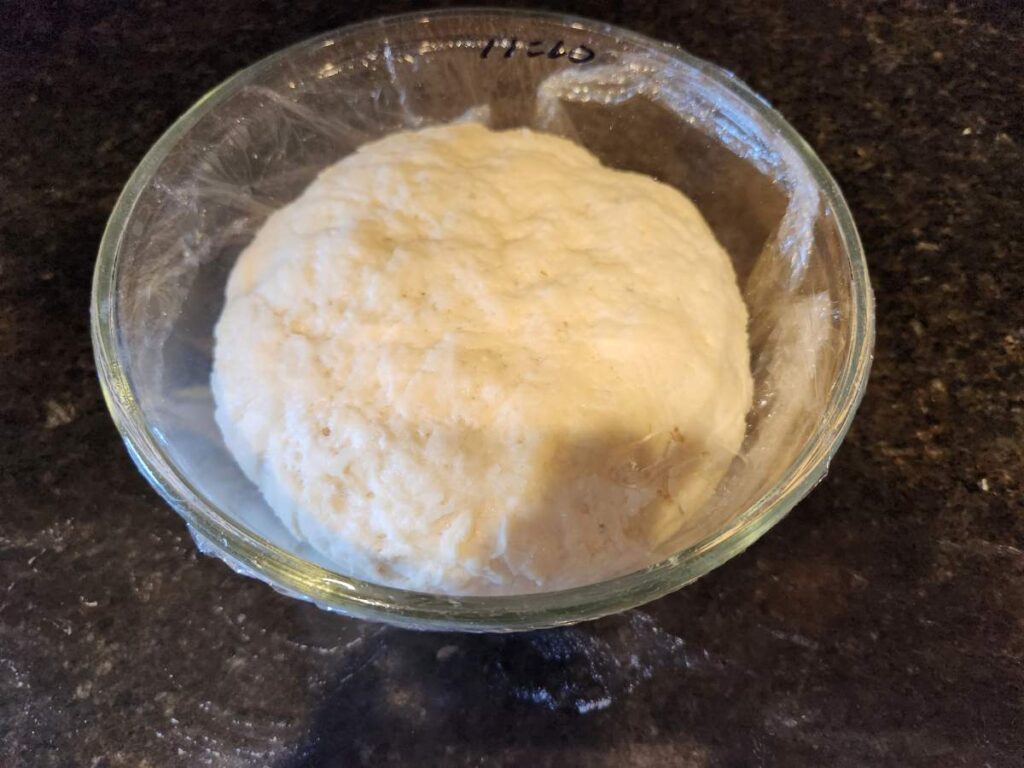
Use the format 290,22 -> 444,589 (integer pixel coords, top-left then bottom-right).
111,13 -> 860,593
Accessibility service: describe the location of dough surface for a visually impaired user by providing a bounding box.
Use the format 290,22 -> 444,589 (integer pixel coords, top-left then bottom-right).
212,123 -> 752,595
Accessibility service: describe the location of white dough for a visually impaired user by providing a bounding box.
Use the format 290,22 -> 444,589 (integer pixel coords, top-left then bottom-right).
212,123 -> 752,595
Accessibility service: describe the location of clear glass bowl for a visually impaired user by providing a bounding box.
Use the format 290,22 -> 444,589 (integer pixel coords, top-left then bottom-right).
91,9 -> 873,631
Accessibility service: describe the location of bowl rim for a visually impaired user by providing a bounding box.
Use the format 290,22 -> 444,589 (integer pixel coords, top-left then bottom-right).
91,7 -> 875,632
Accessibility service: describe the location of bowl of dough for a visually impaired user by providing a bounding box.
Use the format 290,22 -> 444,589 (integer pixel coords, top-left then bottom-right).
92,9 -> 873,631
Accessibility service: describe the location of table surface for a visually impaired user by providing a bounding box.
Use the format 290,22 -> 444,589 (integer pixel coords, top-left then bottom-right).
2,1 -> 1023,765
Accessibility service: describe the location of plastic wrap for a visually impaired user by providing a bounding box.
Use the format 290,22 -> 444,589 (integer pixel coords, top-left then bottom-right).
103,11 -> 869,607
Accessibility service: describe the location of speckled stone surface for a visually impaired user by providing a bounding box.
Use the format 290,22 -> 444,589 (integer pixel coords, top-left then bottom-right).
2,1 -> 1022,766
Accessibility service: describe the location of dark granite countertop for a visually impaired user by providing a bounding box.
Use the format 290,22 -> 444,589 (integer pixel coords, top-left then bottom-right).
2,1 -> 1022,765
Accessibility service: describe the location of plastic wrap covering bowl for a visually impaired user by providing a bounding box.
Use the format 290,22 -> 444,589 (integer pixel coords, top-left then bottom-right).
91,9 -> 874,631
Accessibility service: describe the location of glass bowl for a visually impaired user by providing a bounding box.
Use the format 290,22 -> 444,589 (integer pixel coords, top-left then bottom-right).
91,9 -> 873,631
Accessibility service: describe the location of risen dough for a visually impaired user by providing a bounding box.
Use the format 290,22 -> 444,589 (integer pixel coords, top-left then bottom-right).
212,123 -> 752,595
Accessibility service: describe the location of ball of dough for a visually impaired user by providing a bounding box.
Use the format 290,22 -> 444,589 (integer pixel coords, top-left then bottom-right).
212,123 -> 752,595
